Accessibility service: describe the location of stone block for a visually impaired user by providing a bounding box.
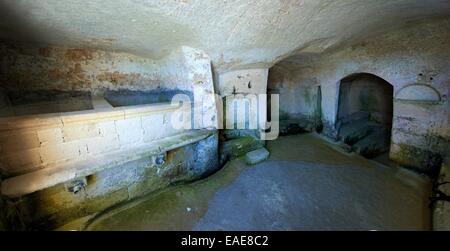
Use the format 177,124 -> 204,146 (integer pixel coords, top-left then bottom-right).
142,113 -> 165,142
164,112 -> 184,136
37,128 -> 64,146
191,134 -> 219,176
245,148 -> 270,165
0,130 -> 40,151
338,120 -> 378,145
353,127 -> 390,158
115,117 -> 143,146
63,123 -> 101,142
40,141 -> 87,164
2,148 -> 42,174
85,135 -> 120,155
219,136 -> 264,165
97,121 -> 117,137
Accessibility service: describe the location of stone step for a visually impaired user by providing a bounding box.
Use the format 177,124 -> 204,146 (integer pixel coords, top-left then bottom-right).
219,136 -> 264,165
245,148 -> 270,165
338,119 -> 379,145
352,127 -> 391,158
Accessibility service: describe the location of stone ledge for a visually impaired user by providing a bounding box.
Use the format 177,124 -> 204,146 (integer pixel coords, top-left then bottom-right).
0,101 -> 181,131
0,129 -> 215,198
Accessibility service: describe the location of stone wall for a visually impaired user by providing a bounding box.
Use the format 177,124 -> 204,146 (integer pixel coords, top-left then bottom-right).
11,132 -> 218,230
0,98 -> 219,229
0,42 -> 186,94
216,69 -> 269,164
0,43 -> 220,229
0,99 -> 184,177
268,66 -> 322,133
270,19 -> 449,174
0,43 -> 218,126
217,68 -> 268,134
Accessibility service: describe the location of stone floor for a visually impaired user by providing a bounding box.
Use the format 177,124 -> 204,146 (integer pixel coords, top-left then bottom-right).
74,133 -> 431,231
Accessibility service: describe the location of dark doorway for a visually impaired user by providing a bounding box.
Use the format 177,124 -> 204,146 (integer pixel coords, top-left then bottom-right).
336,73 -> 393,158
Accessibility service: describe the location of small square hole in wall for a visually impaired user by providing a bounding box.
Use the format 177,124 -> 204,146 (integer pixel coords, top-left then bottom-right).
86,174 -> 96,187
65,177 -> 88,195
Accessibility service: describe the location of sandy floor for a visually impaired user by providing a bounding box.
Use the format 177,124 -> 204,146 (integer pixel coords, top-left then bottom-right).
82,133 -> 432,231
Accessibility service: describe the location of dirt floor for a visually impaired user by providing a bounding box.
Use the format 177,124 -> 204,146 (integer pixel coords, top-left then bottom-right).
70,133 -> 431,231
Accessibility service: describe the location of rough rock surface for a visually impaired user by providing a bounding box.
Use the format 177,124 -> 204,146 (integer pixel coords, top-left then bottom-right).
1,1 -> 449,71
279,117 -> 322,136
433,158 -> 450,231
2,133 -> 220,230
336,113 -> 391,158
221,129 -> 260,141
353,128 -> 391,158
279,120 -> 305,136
269,18 -> 449,174
338,120 -> 379,145
219,137 -> 264,166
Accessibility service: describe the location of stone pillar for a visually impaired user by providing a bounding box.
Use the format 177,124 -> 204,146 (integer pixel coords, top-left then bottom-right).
181,46 -> 218,130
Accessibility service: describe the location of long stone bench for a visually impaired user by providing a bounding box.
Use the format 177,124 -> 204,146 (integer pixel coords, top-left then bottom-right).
0,98 -> 181,131
1,129 -> 214,198
0,96 -> 192,178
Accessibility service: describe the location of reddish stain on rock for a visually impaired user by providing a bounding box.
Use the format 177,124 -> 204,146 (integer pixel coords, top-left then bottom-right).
48,63 -> 89,88
65,48 -> 96,61
96,71 -> 141,84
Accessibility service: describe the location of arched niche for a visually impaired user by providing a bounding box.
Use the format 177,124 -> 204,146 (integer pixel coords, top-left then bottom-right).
395,84 -> 441,102
337,73 -> 393,126
335,73 -> 394,158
